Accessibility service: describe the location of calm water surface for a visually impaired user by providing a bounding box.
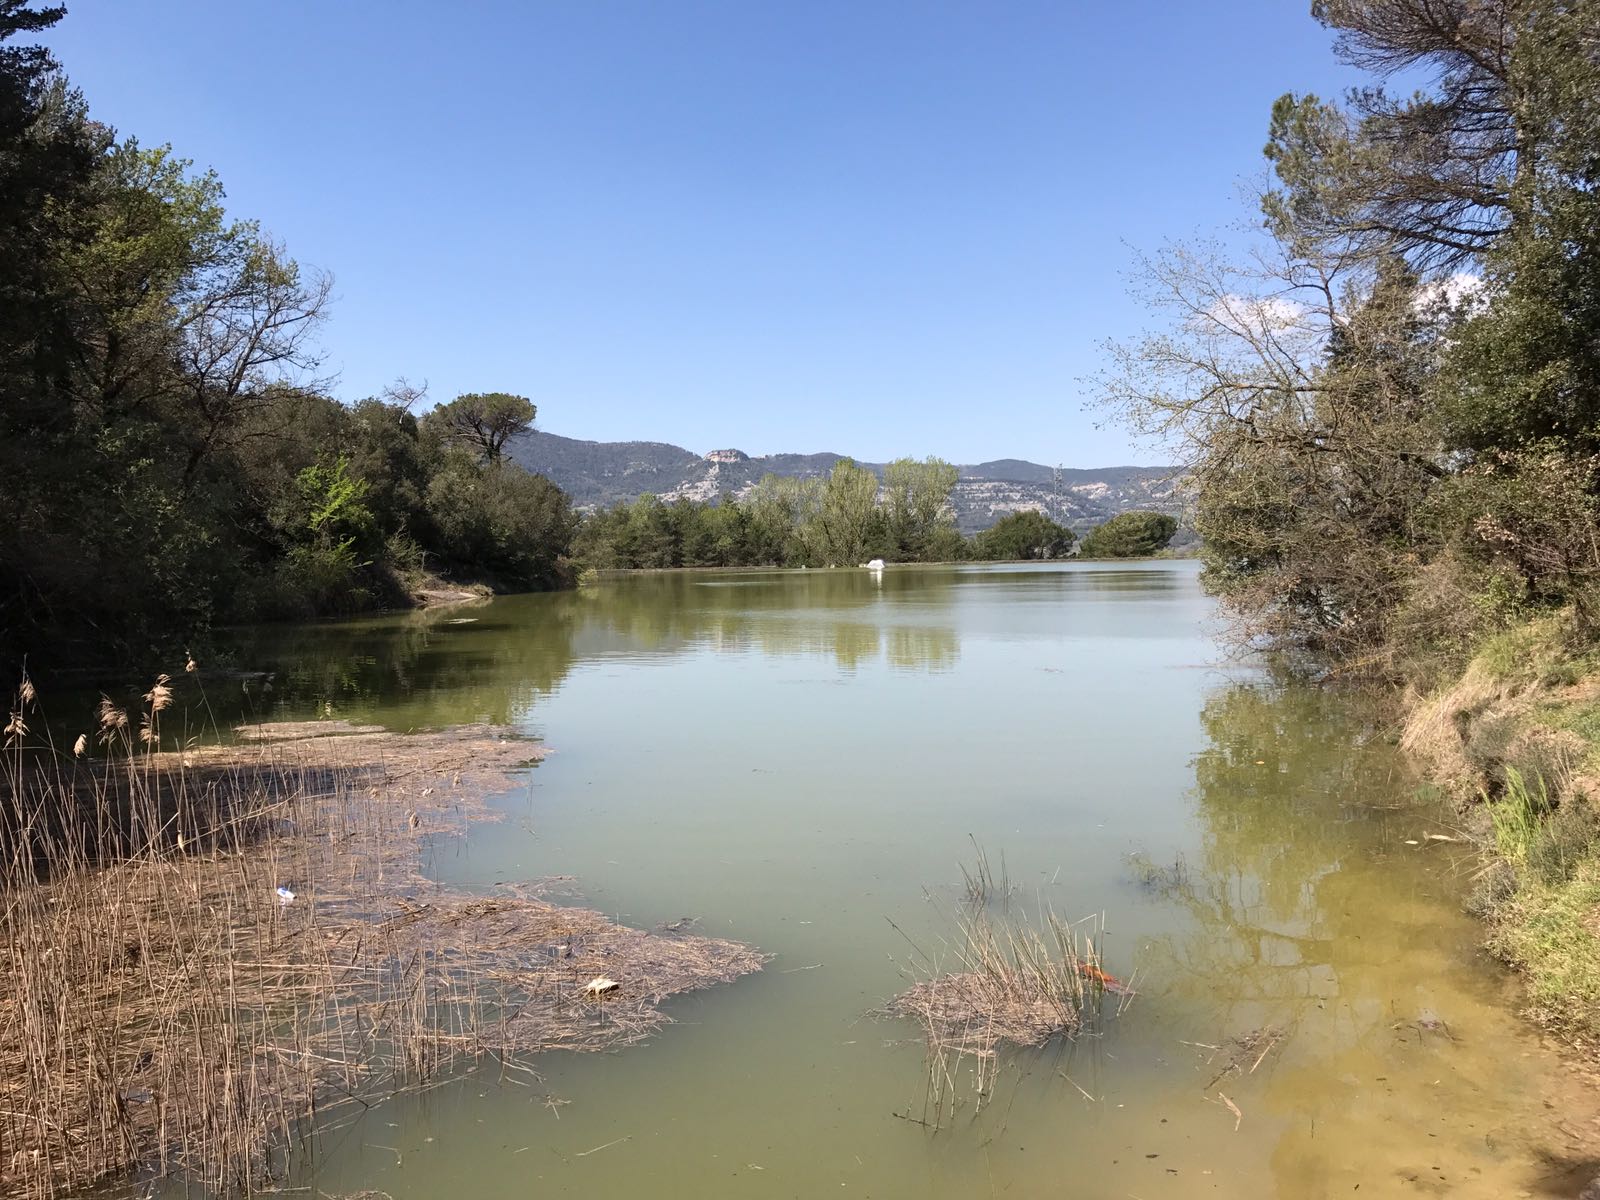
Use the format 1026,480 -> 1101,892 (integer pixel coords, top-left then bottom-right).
207,563 -> 1595,1197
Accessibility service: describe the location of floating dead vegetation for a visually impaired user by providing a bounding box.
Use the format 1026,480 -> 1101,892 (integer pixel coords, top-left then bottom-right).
0,687 -> 764,1199
388,894 -> 764,1054
1178,1025 -> 1289,1131
882,883 -> 1134,1125
1182,1025 -> 1288,1090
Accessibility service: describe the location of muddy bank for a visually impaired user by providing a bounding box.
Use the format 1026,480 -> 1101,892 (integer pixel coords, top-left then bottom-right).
0,718 -> 763,1198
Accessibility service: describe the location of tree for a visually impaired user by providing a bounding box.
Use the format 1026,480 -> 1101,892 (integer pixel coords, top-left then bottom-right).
1079,512 -> 1178,559
424,455 -> 574,588
1096,217 -> 1455,658
423,392 -> 536,464
976,510 -> 1075,560
747,474 -> 820,564
1263,1 -> 1527,272
49,140 -> 334,488
806,459 -> 880,566
883,456 -> 960,558
0,6 -> 585,666
1097,0 -> 1600,673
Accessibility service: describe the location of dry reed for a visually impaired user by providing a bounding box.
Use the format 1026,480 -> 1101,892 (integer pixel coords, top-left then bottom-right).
882,883 -> 1128,1124
0,676 -> 763,1198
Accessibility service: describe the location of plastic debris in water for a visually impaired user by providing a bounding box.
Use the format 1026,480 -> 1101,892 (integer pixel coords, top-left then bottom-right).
275,886 -> 296,904
583,977 -> 620,997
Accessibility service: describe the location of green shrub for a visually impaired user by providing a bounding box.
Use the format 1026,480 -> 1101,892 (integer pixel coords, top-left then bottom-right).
1079,511 -> 1177,558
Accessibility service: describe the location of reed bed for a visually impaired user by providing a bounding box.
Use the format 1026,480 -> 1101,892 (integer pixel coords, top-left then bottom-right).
0,672 -> 763,1198
886,909 -> 1108,1056
884,888 -> 1130,1123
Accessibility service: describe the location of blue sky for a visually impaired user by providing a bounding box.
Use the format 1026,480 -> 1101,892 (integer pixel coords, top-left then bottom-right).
47,2 -> 1363,466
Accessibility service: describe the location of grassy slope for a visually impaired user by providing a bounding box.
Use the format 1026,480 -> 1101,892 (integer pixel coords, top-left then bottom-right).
1404,617 -> 1600,1042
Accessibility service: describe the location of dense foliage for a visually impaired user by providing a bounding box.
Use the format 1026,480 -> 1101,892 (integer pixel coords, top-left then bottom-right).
1101,0 -> 1600,679
571,450 -> 1175,570
1077,511 -> 1176,559
973,510 -> 1076,560
0,6 -> 573,666
572,457 -> 972,568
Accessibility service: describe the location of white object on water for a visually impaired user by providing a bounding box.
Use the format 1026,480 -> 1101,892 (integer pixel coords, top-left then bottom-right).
865,558 -> 886,570
583,976 -> 620,997
275,886 -> 296,904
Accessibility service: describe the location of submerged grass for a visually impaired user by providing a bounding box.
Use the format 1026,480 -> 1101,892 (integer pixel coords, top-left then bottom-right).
0,670 -> 763,1198
957,837 -> 1014,909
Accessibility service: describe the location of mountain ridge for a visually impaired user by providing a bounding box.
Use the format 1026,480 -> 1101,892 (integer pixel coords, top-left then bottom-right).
507,430 -> 1184,534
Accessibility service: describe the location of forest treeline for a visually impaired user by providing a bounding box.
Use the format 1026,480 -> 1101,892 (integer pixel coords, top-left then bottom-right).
572,456 -> 1177,569
0,3 -> 1176,670
0,6 -> 575,664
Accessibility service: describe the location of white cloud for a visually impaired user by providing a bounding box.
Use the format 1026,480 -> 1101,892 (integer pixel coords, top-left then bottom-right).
1413,272 -> 1486,314
1199,293 -> 1309,340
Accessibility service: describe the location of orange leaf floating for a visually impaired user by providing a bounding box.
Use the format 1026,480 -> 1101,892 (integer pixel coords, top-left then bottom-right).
1081,964 -> 1129,994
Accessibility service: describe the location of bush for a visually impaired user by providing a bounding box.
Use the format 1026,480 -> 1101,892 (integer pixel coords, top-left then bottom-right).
1528,797 -> 1600,887
1079,511 -> 1177,558
975,510 -> 1074,560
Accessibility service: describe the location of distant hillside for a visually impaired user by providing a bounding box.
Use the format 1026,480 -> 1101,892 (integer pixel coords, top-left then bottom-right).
508,430 -> 1184,534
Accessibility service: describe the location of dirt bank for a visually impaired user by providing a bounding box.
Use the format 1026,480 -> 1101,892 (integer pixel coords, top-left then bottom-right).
1401,619 -> 1600,1045
408,574 -> 495,608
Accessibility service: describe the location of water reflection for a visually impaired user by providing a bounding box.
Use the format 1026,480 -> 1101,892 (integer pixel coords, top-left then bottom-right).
1143,684 -> 1408,1020
221,566 -> 1094,729
1134,680 -> 1589,1198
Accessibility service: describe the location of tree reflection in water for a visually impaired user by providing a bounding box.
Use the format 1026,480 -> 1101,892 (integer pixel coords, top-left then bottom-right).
1137,679 -> 1578,1197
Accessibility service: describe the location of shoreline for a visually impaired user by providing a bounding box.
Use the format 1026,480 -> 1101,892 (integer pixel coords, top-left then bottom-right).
0,714 -> 765,1198
1399,619 -> 1600,1051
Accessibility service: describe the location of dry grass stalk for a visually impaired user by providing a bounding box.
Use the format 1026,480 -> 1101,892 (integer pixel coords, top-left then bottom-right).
882,893 -> 1125,1125
957,836 -> 1014,909
0,686 -> 764,1198
1198,1025 -> 1286,1089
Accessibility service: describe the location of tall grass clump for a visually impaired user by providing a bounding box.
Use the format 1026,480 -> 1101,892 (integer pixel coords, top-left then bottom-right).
957,837 -> 1014,908
884,879 -> 1130,1127
1487,767 -> 1551,866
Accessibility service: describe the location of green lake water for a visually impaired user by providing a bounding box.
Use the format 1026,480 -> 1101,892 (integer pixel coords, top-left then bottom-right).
183,563 -> 1597,1197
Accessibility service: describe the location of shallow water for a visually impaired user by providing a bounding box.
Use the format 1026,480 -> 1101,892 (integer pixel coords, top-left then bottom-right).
190,564 -> 1599,1196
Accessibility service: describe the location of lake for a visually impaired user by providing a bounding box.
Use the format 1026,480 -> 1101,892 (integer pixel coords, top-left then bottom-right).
209,562 -> 1594,1198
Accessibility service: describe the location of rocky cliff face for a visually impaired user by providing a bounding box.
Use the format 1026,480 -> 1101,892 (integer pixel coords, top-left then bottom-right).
507,430 -> 1184,534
